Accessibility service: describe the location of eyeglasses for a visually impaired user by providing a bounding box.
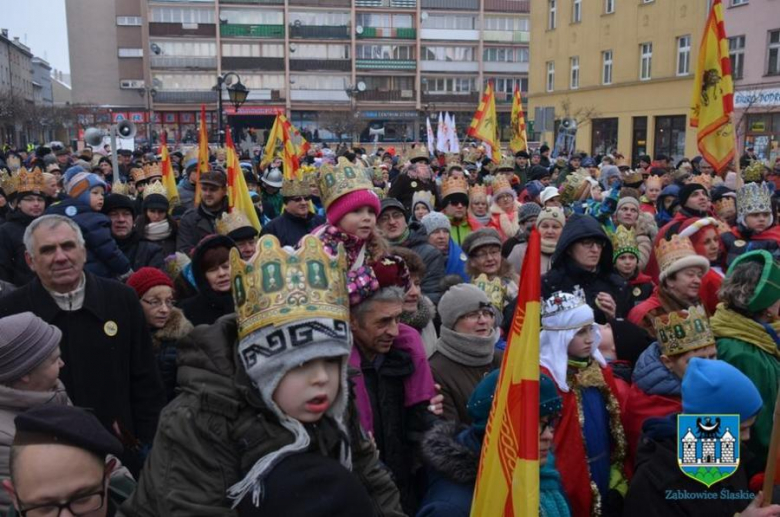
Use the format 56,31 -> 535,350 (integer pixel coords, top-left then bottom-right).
577,239 -> 604,250
141,298 -> 175,310
449,200 -> 467,207
473,248 -> 501,260
459,308 -> 495,322
288,196 -> 311,203
378,211 -> 405,224
17,484 -> 105,517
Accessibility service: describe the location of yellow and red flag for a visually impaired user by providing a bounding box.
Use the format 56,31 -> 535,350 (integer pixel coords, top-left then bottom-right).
471,228 -> 541,517
260,114 -> 302,179
260,115 -> 282,170
194,104 -> 210,206
468,81 -> 502,163
509,86 -> 528,155
690,0 -> 735,175
225,127 -> 262,232
159,132 -> 180,209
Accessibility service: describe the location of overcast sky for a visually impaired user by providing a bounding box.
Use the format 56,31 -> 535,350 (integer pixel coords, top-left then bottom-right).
3,0 -> 70,73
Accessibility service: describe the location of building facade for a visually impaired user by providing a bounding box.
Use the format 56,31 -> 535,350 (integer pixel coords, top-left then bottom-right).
66,0 -> 530,144
724,0 -> 780,162
528,0 -> 707,165
0,29 -> 35,146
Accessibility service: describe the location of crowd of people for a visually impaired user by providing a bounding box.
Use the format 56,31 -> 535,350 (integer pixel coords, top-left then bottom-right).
0,139 -> 779,516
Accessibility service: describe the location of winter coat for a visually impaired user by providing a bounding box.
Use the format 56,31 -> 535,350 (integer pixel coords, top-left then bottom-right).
176,202 -> 226,255
116,231 -> 165,271
179,235 -> 235,326
260,209 -> 326,247
121,315 -> 405,517
508,241 -> 554,275
46,199 -> 132,280
401,222 -> 446,304
627,286 -> 701,339
0,210 -> 36,286
428,350 -> 501,426
0,279 -> 14,299
722,225 -> 780,266
177,180 -> 196,208
542,214 -> 632,323
150,307 -> 193,402
624,415 -> 752,516
0,274 -> 166,474
388,173 -> 437,213
626,272 -> 654,307
0,382 -> 70,513
487,202 -> 521,242
632,212 -> 658,271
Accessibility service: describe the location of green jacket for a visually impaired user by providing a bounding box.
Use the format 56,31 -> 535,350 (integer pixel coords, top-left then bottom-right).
122,315 -> 404,517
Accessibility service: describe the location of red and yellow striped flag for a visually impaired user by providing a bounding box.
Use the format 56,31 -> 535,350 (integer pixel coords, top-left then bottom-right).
471,227 -> 541,517
159,132 -> 180,209
509,86 -> 528,155
194,104 -> 210,206
690,0 -> 735,175
468,81 -> 502,163
259,114 -> 302,179
225,127 -> 262,232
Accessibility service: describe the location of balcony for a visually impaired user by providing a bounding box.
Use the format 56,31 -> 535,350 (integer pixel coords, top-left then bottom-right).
150,56 -> 217,69
356,59 -> 416,70
421,0 -> 478,8
420,29 -> 479,41
483,30 -> 529,43
221,56 -> 285,70
483,61 -> 529,73
220,24 -> 284,38
219,0 -> 282,4
154,90 -> 218,104
290,59 -> 352,72
422,92 -> 480,104
357,27 -> 416,39
289,25 -> 350,39
149,23 -> 216,37
355,0 -> 417,7
289,0 -> 351,6
356,89 -> 416,102
290,89 -> 350,102
222,89 -> 285,101
484,0 -> 530,12
420,61 -> 478,73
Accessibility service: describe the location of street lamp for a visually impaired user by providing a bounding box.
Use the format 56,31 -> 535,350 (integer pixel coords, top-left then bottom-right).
215,72 -> 249,145
138,86 -> 157,144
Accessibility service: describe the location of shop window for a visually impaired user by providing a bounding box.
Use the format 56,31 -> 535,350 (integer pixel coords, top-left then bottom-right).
654,115 -> 687,164
591,118 -> 619,157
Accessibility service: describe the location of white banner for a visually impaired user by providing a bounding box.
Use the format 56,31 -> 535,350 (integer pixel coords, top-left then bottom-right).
734,88 -> 780,109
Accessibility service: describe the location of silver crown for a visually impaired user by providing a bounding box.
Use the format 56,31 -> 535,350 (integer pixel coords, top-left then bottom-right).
736,182 -> 772,219
541,288 -> 587,319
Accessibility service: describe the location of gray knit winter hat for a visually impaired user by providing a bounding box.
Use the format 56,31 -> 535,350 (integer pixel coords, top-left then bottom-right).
518,203 -> 542,223
0,312 -> 62,383
462,228 -> 502,257
421,211 -> 451,235
438,284 -> 493,330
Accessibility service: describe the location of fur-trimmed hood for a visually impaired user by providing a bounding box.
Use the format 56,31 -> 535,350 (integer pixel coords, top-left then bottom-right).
152,307 -> 194,350
421,421 -> 481,484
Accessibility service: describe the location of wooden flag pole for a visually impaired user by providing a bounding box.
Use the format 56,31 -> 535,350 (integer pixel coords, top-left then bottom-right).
761,383 -> 780,507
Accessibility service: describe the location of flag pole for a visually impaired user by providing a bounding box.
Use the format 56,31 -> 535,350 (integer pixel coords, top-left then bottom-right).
761,383 -> 780,507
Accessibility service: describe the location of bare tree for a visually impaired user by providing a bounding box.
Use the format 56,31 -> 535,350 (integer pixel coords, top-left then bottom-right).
559,97 -> 600,129
319,111 -> 363,143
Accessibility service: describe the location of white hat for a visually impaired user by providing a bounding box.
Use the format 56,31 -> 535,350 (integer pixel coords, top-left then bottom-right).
540,186 -> 561,205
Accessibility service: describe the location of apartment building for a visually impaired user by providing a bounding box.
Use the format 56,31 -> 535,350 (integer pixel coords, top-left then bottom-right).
0,29 -> 35,145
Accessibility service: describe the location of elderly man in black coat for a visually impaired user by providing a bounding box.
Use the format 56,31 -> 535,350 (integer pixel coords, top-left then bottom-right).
0,214 -> 166,475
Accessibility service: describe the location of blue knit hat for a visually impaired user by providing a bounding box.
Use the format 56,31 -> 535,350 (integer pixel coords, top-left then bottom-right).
525,180 -> 545,200
66,171 -> 106,206
682,358 -> 762,421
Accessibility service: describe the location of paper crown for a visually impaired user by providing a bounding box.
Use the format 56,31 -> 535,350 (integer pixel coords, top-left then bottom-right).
143,180 -> 168,199
469,184 -> 488,199
412,190 -> 434,208
655,234 -> 699,275
689,174 -> 712,190
216,210 -> 253,236
17,167 -> 45,195
5,154 -> 21,172
471,274 -> 506,311
0,170 -> 18,196
462,147 -> 480,164
653,305 -> 715,356
441,175 -> 469,200
143,162 -> 162,179
230,235 -> 349,341
111,180 -> 129,196
541,288 -> 587,319
611,225 -> 640,261
737,182 -> 772,219
622,169 -> 643,185
318,157 -> 373,210
130,167 -> 146,183
497,156 -> 515,171
491,174 -> 514,196
743,160 -> 766,183
281,177 -> 311,198
560,171 -> 590,205
645,175 -> 663,189
407,145 -> 430,163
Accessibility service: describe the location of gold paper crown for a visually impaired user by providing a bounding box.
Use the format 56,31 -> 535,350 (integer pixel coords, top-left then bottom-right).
143,162 -> 162,179
0,170 -> 18,196
469,184 -> 488,199
441,175 -> 469,199
655,235 -> 697,274
560,171 -> 590,205
130,167 -> 146,183
318,157 -> 374,210
743,160 -> 766,183
645,175 -> 663,190
216,210 -> 253,236
714,196 -> 736,216
542,288 -> 588,319
229,235 -> 349,340
737,182 -> 772,219
281,177 -> 312,198
407,145 -> 430,163
111,180 -> 129,196
463,148 -> 480,164
611,225 -> 639,260
143,181 -> 168,199
689,174 -> 712,190
497,156 -> 515,171
471,274 -> 506,311
6,154 -> 21,172
653,305 -> 715,356
622,169 -> 643,185
491,174 -> 513,196
17,167 -> 45,195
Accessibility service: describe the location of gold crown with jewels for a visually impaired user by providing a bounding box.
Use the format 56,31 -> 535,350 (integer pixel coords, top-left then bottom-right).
743,160 -> 766,183
281,177 -> 312,198
689,174 -> 712,190
230,235 -> 349,341
560,171 -> 590,205
216,210 -> 253,236
441,175 -> 469,199
611,225 -> 639,261
111,180 -> 129,196
497,156 -> 515,171
469,184 -> 488,199
737,182 -> 772,219
143,162 -> 162,179
491,174 -> 513,195
471,274 -> 506,311
0,170 -> 18,197
541,288 -> 587,319
655,234 -> 698,273
653,305 -> 714,356
17,166 -> 45,195
317,157 -> 374,210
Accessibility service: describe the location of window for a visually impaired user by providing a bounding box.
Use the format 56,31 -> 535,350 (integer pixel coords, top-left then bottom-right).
731,0 -> 748,5
729,36 -> 745,79
483,47 -> 529,62
602,50 -> 613,85
549,0 -> 557,30
423,77 -> 476,93
676,35 -> 691,76
546,61 -> 555,92
640,43 -> 652,80
290,75 -> 349,90
570,56 -> 579,89
591,118 -> 619,156
222,43 -> 284,58
605,0 -> 615,14
358,44 -> 413,60
422,46 -> 474,61
483,16 -> 529,31
573,0 -> 582,23
769,30 -> 780,75
421,15 -> 476,30
289,11 -> 349,26
654,115 -> 687,163
356,13 -> 413,29
153,73 -> 214,90
221,9 -> 283,25
153,40 -> 216,57
489,77 -> 527,97
150,7 -> 215,24
118,48 -> 144,58
117,16 -> 142,26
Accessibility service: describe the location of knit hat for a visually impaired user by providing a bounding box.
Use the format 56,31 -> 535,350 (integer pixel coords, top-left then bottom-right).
535,206 -> 565,229
127,267 -> 174,299
371,255 -> 411,292
616,196 -> 640,212
326,189 -> 381,227
461,228 -> 502,257
540,373 -> 563,418
142,193 -> 169,212
525,180 -> 545,200
600,165 -> 621,190
66,172 -> 106,206
438,283 -> 494,330
518,202 -> 542,223
540,186 -> 561,205
678,183 -> 708,209
421,211 -> 451,235
655,234 -> 710,282
529,165 -> 551,182
102,193 -> 136,217
727,250 -> 780,313
0,312 -> 62,383
682,358 -> 762,421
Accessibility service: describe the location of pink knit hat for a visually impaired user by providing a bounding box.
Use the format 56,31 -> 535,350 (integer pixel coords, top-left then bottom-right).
326,189 -> 381,226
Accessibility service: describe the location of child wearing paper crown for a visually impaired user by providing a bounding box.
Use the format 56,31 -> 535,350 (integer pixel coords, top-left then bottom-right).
721,182 -> 780,266
539,290 -> 628,517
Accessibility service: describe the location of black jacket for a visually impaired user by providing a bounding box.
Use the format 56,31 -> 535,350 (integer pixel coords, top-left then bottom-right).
260,209 -> 326,247
0,274 -> 166,473
401,222 -> 446,304
176,202 -> 225,255
0,210 -> 36,286
179,235 -> 235,326
387,174 -> 437,213
116,231 -> 165,271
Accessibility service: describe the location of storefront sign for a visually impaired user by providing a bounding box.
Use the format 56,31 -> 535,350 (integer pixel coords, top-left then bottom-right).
750,120 -> 766,132
112,112 -> 128,123
180,113 -> 195,123
224,106 -> 285,116
735,88 -> 780,108
129,112 -> 147,123
359,111 -> 418,120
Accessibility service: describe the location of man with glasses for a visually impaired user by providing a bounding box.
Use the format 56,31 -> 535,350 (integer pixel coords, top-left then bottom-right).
176,171 -> 228,255
3,405 -> 132,517
440,176 -> 476,246
260,177 -> 325,247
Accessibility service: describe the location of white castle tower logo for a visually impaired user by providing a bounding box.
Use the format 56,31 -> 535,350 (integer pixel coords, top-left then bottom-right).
679,417 -> 737,467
